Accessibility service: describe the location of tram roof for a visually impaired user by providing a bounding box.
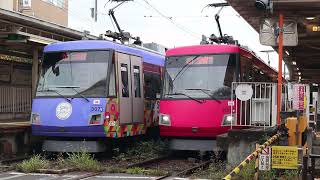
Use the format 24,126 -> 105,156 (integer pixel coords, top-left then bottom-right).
166,44 -> 241,56
166,44 -> 278,79
44,40 -> 165,66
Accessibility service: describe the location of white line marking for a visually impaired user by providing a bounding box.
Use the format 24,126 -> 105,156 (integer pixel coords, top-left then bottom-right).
8,172 -> 77,178
0,174 -> 26,180
38,176 -> 59,180
92,176 -> 158,179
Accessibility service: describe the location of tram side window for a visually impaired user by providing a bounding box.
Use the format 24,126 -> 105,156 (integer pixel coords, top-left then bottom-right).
121,64 -> 129,97
240,55 -> 253,82
144,72 -> 161,99
108,62 -> 116,97
133,66 -> 141,97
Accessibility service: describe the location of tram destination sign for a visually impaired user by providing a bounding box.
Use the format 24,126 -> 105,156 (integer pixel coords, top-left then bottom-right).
271,146 -> 298,169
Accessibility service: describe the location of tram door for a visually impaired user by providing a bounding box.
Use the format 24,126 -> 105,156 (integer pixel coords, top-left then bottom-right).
117,52 -> 144,124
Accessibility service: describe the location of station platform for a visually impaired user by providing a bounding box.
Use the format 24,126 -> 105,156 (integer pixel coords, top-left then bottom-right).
0,120 -> 31,157
0,120 -> 30,131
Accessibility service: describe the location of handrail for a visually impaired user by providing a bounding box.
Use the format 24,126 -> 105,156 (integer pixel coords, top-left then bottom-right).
223,133 -> 282,180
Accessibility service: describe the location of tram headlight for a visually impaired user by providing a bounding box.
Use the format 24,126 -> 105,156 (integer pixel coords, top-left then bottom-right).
159,114 -> 171,126
222,114 -> 236,126
31,113 -> 41,125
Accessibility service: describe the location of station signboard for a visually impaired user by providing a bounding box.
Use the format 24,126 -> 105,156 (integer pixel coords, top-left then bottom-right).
271,146 -> 298,169
292,84 -> 305,110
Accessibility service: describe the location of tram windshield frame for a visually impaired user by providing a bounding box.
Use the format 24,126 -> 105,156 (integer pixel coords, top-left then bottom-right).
162,53 -> 238,100
36,50 -> 115,98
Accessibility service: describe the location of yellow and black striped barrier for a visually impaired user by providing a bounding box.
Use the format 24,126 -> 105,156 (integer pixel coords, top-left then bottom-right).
223,133 -> 281,180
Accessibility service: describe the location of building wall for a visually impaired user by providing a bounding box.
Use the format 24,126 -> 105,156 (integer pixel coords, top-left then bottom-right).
22,0 -> 68,26
0,0 -> 68,26
0,1 -> 14,11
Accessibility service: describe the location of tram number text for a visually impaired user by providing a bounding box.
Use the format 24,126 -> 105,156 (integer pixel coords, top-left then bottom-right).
91,106 -> 103,112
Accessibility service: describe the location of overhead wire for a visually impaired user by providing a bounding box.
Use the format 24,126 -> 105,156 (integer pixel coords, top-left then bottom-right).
140,0 -> 201,39
57,0 -> 96,31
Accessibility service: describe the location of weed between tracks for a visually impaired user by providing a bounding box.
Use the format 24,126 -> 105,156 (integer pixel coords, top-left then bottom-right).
17,152 -> 102,173
67,151 -> 103,172
16,155 -> 50,173
112,140 -> 169,162
191,161 -> 230,179
16,140 -> 169,174
107,167 -> 168,176
191,160 -> 300,180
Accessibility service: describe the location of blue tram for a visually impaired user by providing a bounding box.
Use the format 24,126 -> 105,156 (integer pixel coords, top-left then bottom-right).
31,40 -> 164,152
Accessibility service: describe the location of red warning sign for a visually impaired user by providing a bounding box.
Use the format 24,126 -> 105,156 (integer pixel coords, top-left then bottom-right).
261,146 -> 271,155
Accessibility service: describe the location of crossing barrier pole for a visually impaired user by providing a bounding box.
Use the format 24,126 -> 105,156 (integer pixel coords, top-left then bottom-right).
223,133 -> 282,180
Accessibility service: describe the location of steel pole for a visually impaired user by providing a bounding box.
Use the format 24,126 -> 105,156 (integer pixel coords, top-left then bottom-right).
95,0 -> 98,22
277,13 -> 284,127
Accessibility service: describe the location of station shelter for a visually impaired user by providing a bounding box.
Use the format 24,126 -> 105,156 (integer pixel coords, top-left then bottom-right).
226,0 -> 320,127
0,8 -> 97,155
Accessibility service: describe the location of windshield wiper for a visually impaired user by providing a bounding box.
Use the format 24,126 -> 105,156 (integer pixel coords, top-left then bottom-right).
172,56 -> 199,83
55,86 -> 90,102
184,88 -> 221,103
165,92 -> 203,104
39,88 -> 71,102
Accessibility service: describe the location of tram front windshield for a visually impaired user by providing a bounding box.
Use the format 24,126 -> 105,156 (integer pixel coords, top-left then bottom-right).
162,54 -> 237,100
36,50 -> 110,98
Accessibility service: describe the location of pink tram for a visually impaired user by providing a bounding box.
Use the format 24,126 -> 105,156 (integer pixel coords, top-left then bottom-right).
159,44 -> 277,151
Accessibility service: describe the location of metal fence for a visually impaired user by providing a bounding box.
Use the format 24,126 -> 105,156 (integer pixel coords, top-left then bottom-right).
230,82 -> 278,128
0,86 -> 32,113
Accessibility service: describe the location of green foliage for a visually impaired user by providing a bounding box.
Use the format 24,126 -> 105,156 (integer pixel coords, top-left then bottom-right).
16,155 -> 50,173
66,151 -> 103,172
282,169 -> 300,180
258,134 -> 270,145
191,161 -> 230,179
125,167 -> 168,176
238,161 -> 255,180
55,153 -> 68,169
126,167 -> 145,174
107,167 -> 127,173
113,140 -> 169,162
143,168 -> 168,176
259,169 -> 277,180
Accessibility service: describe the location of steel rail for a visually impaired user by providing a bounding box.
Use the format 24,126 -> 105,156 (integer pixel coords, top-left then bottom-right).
126,155 -> 170,168
155,160 -> 213,180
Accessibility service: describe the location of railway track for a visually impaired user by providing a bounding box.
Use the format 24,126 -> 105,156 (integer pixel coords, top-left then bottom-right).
127,154 -> 213,179
0,155 -> 30,173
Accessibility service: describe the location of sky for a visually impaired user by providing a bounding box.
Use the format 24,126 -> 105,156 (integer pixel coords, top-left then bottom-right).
68,0 -> 284,71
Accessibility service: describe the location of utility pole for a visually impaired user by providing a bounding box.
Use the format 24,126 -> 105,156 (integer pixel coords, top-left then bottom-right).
94,0 -> 98,22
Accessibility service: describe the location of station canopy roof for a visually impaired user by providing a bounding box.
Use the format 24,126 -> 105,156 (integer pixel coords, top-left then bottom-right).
0,8 -> 97,59
226,0 -> 320,83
